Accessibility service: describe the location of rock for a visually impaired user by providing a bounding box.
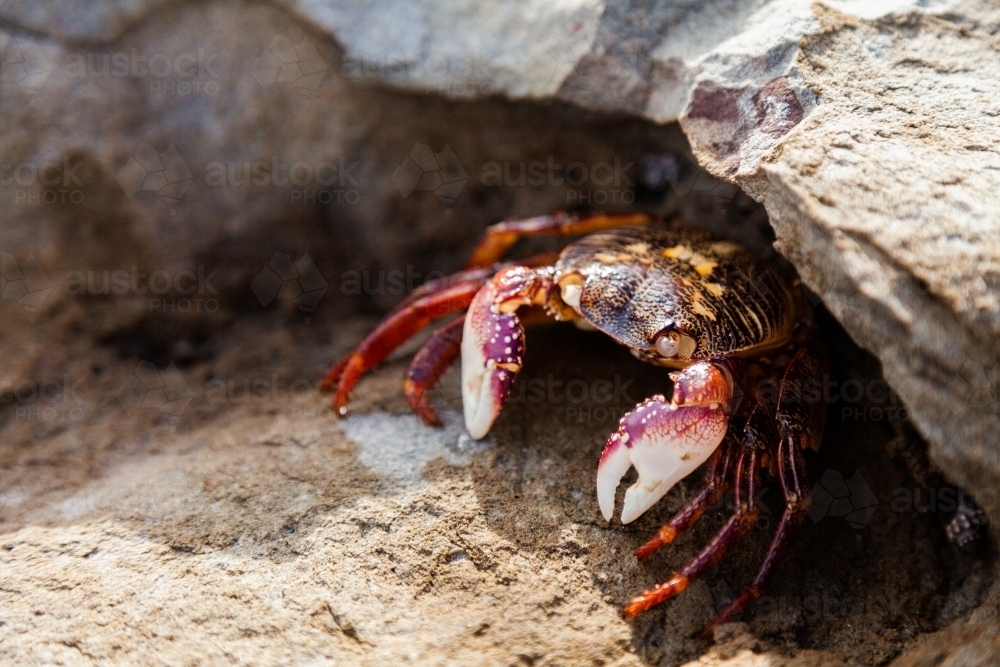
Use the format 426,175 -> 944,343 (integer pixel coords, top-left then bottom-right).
0,312 -> 995,665
2,0 -> 999,664
1,0 -> 713,335
680,5 -> 1000,526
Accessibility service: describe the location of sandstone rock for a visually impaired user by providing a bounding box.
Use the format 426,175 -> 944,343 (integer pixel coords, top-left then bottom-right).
2,0 -> 999,665
0,313 -> 994,665
679,5 -> 1000,526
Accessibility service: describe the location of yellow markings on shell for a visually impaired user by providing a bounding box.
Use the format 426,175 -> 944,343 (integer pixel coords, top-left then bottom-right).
710,241 -> 742,256
691,291 -> 717,321
662,244 -> 692,260
664,245 -> 718,276
694,261 -> 718,277
704,282 -> 725,297
624,242 -> 650,255
595,252 -> 620,264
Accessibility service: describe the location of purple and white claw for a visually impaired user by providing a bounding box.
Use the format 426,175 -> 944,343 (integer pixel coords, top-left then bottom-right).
461,283 -> 525,439
597,361 -> 732,524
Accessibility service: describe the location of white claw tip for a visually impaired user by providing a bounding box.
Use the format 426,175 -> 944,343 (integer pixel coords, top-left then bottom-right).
595,400 -> 729,525
597,434 -> 632,522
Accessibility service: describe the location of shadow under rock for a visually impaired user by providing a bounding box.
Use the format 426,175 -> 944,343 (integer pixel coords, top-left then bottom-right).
444,315 -> 995,667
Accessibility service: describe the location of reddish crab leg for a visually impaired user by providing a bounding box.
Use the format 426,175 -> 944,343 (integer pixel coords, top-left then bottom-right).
700,437 -> 808,636
329,282 -> 482,413
385,266 -> 498,318
319,354 -> 352,393
700,341 -> 828,635
624,446 -> 761,618
321,254 -> 562,406
466,211 -> 653,268
403,315 -> 465,426
633,437 -> 737,561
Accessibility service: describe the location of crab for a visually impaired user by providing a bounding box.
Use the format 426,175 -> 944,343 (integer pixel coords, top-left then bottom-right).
321,211 -> 827,635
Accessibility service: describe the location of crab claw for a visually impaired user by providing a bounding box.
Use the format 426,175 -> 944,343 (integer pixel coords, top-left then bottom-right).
461,282 -> 525,439
597,361 -> 732,524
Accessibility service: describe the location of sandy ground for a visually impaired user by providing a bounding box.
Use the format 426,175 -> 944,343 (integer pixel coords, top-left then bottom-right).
0,296 -> 996,665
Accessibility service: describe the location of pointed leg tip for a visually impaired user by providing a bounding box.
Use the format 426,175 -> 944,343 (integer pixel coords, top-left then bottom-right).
634,526 -> 676,560
621,574 -> 689,618
405,382 -> 446,427
415,406 -> 445,427
621,602 -> 643,620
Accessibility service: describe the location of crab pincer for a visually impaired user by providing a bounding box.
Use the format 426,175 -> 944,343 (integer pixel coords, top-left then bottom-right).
461,278 -> 527,438
597,361 -> 733,525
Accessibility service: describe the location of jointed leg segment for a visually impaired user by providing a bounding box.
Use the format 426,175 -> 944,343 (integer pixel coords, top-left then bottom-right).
622,342 -> 827,631
404,315 -> 465,426
623,444 -> 763,618
466,211 -> 653,268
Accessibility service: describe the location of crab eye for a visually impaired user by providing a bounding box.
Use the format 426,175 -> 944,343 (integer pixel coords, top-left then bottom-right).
655,331 -> 681,357
654,330 -> 696,359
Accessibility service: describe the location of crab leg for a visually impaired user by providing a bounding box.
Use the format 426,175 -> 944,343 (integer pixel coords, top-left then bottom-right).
387,266 -> 498,318
700,342 -> 827,635
466,211 -> 653,268
403,315 -> 465,426
597,360 -> 734,525
318,271 -> 491,394
327,282 -> 482,413
633,436 -> 737,561
323,252 -> 566,420
624,445 -> 762,618
700,436 -> 809,635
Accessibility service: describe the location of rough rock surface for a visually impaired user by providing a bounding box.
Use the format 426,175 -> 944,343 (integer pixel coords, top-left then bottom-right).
681,4 -> 1000,532
0,308 -> 996,665
5,0 -> 991,540
2,0 -> 999,665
